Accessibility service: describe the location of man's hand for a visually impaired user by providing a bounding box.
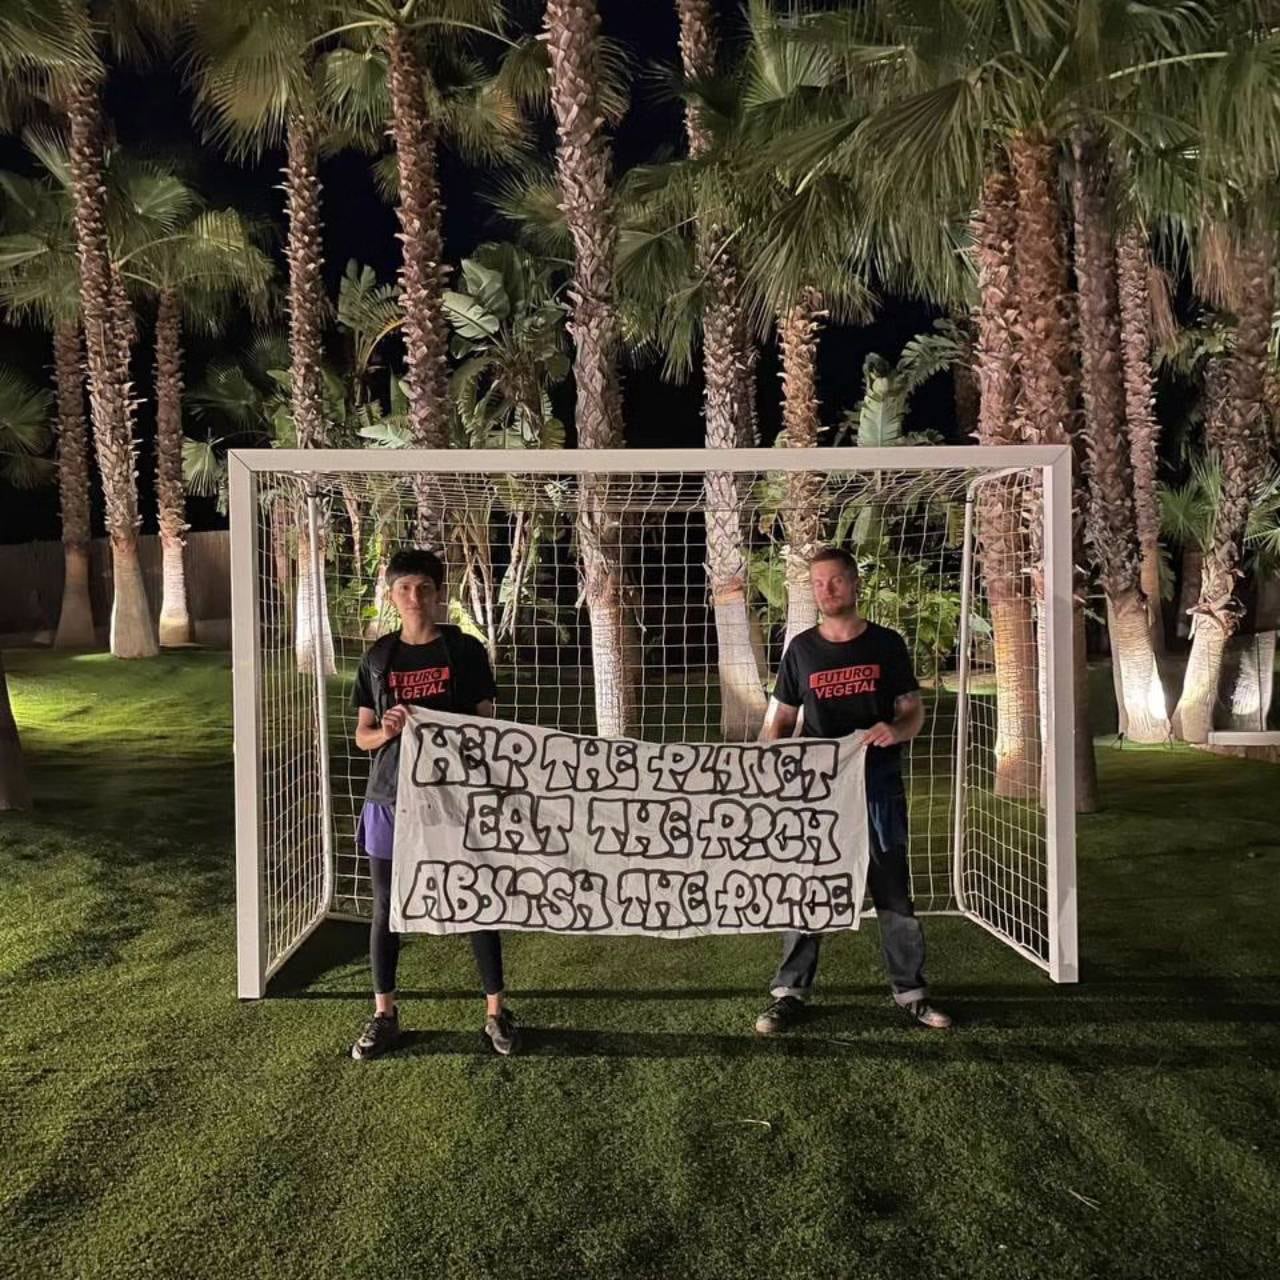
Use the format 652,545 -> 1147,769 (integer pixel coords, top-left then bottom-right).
863,721 -> 899,748
380,705 -> 408,740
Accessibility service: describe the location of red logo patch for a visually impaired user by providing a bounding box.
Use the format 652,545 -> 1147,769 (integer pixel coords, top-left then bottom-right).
389,666 -> 451,700
809,664 -> 879,699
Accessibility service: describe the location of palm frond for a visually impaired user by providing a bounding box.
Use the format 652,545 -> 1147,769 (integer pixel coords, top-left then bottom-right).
322,43 -> 391,142
189,0 -> 321,155
491,168 -> 572,256
0,0 -> 97,78
0,364 -> 52,486
181,434 -> 227,498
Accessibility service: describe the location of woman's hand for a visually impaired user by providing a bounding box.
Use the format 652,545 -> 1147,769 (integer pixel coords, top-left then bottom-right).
380,706 -> 408,740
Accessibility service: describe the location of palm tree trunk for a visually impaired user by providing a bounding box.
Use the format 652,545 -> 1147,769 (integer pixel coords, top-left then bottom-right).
284,112 -> 327,451
1009,130 -> 1097,811
1070,130 -> 1167,743
386,27 -> 449,451
678,0 -> 766,739
734,311 -> 760,447
51,318 -> 96,649
1116,224 -> 1164,630
341,481 -> 364,584
973,156 -> 1041,797
295,527 -> 336,676
366,555 -> 390,641
0,653 -> 30,811
1177,547 -> 1201,640
270,497 -> 293,633
1175,620 -> 1226,743
65,75 -> 157,659
1106,592 -> 1168,740
154,287 -> 192,646
546,0 -> 636,737
384,28 -> 448,550
283,111 -> 336,675
1173,228 -> 1275,741
778,289 -> 824,651
991,593 -> 1042,797
1222,629 -> 1276,732
951,313 -> 980,440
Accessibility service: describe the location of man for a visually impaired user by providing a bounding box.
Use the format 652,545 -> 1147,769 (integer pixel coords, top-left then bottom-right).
754,546 -> 952,1034
349,548 -> 520,1060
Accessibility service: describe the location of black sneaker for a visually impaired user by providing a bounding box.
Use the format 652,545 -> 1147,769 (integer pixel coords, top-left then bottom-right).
482,1009 -> 520,1056
754,995 -> 806,1036
351,1010 -> 400,1060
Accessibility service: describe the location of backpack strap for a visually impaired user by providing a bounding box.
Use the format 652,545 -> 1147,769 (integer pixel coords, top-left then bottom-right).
435,624 -> 462,713
369,625 -> 470,717
366,630 -> 401,719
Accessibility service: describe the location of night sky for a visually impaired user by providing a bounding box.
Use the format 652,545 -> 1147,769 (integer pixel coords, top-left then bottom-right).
0,2 -> 947,546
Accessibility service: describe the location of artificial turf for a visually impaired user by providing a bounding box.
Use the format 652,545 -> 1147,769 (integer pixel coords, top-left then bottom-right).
1,650 -> 1277,1279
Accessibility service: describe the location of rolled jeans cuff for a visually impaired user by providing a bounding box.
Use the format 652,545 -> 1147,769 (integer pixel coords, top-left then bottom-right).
769,985 -> 811,1000
892,986 -> 927,1007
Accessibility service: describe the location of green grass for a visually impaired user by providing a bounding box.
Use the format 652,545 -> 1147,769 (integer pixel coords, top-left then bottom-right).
2,651 -> 1278,1280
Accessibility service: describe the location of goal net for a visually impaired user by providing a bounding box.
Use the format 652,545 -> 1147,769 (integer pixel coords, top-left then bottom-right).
230,446 -> 1077,998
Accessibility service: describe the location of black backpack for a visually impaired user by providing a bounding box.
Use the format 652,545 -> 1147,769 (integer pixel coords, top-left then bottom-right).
361,625 -> 464,805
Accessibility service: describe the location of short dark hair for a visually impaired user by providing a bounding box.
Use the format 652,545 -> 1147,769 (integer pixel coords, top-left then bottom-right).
809,546 -> 859,577
386,548 -> 444,590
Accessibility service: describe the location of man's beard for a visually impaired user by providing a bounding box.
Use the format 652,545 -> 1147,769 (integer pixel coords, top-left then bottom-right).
820,600 -> 859,619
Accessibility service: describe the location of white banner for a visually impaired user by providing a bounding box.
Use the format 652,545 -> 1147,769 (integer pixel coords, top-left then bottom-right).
390,709 -> 870,938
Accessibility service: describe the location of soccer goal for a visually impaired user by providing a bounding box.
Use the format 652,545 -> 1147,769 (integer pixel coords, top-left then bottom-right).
229,446 -> 1077,998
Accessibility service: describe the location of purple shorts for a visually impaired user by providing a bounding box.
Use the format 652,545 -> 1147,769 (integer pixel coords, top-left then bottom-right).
356,801 -> 396,860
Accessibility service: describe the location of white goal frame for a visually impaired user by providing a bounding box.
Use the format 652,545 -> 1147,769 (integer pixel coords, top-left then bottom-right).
230,446 -> 1077,998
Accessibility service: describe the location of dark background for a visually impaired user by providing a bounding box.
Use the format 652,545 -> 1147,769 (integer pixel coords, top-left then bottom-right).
0,1 -> 946,546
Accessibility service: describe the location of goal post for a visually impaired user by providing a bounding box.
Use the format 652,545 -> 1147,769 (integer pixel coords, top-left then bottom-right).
229,445 -> 1077,998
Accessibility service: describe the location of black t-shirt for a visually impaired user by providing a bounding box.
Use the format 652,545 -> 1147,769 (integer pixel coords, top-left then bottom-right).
773,622 -> 920,775
353,630 -> 498,803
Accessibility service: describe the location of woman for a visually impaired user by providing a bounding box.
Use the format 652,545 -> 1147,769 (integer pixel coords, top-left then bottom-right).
349,547 -> 519,1059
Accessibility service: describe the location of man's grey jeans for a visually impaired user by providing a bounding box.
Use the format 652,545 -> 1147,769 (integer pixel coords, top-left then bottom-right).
769,774 -> 927,1006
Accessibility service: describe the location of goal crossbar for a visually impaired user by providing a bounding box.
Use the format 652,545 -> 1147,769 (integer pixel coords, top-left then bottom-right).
231,445 -> 1072,474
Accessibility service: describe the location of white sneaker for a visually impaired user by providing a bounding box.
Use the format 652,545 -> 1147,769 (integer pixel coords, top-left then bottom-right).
905,1000 -> 952,1030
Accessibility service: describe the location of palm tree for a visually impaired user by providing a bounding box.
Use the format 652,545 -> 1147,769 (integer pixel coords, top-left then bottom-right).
971,155 -> 1041,796
674,0 -> 768,739
325,1 -> 518,459
1162,453 -> 1280,735
1116,222 -> 1170,634
59,1 -> 186,658
727,6 -> 880,654
0,169 -> 96,647
543,0 -> 636,738
1161,7 -> 1280,740
124,195 -> 273,644
1069,129 -> 1170,744
191,0 -> 337,673
776,1 -> 1215,806
325,6 -> 534,591
1009,128 -> 1100,807
191,1 -> 332,452
1170,228 -> 1276,741
775,286 -> 826,644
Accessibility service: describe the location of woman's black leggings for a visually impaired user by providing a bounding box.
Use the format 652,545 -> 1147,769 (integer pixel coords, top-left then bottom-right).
369,856 -> 504,996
